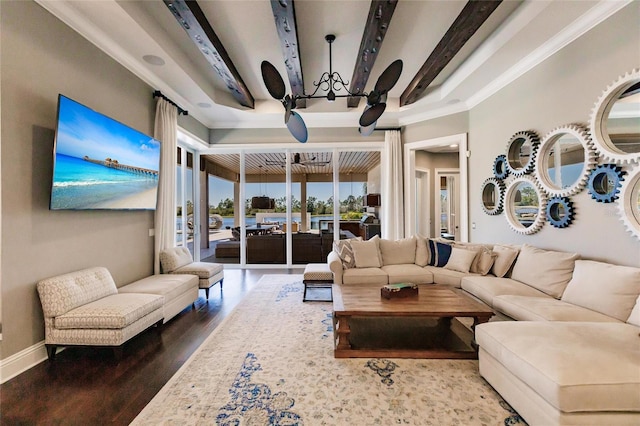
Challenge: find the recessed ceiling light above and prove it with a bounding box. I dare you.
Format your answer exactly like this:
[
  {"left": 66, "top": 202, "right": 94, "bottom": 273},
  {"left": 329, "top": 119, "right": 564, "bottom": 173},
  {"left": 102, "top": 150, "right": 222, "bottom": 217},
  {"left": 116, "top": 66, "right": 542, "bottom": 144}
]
[
  {"left": 197, "top": 102, "right": 212, "bottom": 108},
  {"left": 449, "top": 144, "right": 458, "bottom": 148},
  {"left": 143, "top": 55, "right": 165, "bottom": 66}
]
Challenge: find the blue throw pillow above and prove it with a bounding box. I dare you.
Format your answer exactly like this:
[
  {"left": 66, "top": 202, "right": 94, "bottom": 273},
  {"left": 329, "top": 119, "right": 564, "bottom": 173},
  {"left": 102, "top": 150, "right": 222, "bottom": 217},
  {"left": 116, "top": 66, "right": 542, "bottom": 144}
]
[{"left": 428, "top": 239, "right": 453, "bottom": 267}]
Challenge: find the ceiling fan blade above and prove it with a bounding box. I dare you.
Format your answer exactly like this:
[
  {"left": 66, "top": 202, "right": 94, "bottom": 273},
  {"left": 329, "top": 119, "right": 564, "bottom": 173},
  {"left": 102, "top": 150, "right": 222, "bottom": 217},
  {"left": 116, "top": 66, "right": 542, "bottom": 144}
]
[
  {"left": 374, "top": 59, "right": 403, "bottom": 94},
  {"left": 284, "top": 95, "right": 295, "bottom": 123},
  {"left": 261, "top": 61, "right": 286, "bottom": 100},
  {"left": 359, "top": 102, "right": 386, "bottom": 127},
  {"left": 286, "top": 111, "right": 308, "bottom": 143},
  {"left": 359, "top": 121, "right": 377, "bottom": 137}
]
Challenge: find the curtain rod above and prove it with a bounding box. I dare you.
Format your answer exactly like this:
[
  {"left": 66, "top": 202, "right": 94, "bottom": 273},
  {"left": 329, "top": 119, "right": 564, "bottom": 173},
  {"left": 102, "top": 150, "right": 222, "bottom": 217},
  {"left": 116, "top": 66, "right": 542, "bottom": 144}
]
[
  {"left": 372, "top": 127, "right": 401, "bottom": 131},
  {"left": 153, "top": 90, "right": 188, "bottom": 116}
]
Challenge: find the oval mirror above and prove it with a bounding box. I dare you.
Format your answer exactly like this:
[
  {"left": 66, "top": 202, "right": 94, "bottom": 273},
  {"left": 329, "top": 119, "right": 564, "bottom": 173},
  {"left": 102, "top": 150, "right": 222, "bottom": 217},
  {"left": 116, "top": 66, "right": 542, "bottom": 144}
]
[
  {"left": 481, "top": 177, "right": 505, "bottom": 215},
  {"left": 546, "top": 196, "right": 575, "bottom": 229},
  {"left": 535, "top": 124, "right": 596, "bottom": 197},
  {"left": 505, "top": 130, "right": 539, "bottom": 176},
  {"left": 590, "top": 69, "right": 640, "bottom": 165},
  {"left": 505, "top": 177, "right": 547, "bottom": 234},
  {"left": 618, "top": 164, "right": 640, "bottom": 239}
]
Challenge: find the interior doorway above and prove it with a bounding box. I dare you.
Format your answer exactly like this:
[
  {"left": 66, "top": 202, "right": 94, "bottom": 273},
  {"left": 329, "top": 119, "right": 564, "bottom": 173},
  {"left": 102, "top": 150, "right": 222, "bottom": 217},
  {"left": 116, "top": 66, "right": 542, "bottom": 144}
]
[
  {"left": 404, "top": 133, "right": 468, "bottom": 241},
  {"left": 435, "top": 170, "right": 461, "bottom": 240}
]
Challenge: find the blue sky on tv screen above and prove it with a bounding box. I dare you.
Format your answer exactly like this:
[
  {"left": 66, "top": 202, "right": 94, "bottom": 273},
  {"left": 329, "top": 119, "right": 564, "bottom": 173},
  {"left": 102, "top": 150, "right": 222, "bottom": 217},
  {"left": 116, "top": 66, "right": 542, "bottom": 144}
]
[{"left": 56, "top": 95, "right": 160, "bottom": 171}]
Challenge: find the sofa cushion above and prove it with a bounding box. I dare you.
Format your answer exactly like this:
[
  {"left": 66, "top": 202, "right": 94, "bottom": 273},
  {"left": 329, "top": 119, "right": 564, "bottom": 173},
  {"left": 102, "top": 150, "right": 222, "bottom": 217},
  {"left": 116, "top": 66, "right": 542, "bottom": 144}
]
[
  {"left": 455, "top": 243, "right": 496, "bottom": 275},
  {"left": 476, "top": 321, "right": 640, "bottom": 413},
  {"left": 510, "top": 244, "right": 580, "bottom": 299},
  {"left": 628, "top": 295, "right": 640, "bottom": 326},
  {"left": 415, "top": 237, "right": 429, "bottom": 266},
  {"left": 424, "top": 266, "right": 472, "bottom": 288},
  {"left": 490, "top": 245, "right": 520, "bottom": 278},
  {"left": 37, "top": 267, "right": 118, "bottom": 318},
  {"left": 342, "top": 267, "right": 388, "bottom": 285},
  {"left": 379, "top": 237, "right": 416, "bottom": 266},
  {"left": 427, "top": 239, "right": 453, "bottom": 267},
  {"left": 333, "top": 238, "right": 360, "bottom": 269},
  {"left": 461, "top": 275, "right": 550, "bottom": 308},
  {"left": 174, "top": 262, "right": 224, "bottom": 279},
  {"left": 443, "top": 247, "right": 477, "bottom": 273},
  {"left": 54, "top": 293, "right": 164, "bottom": 329},
  {"left": 381, "top": 264, "right": 433, "bottom": 285},
  {"left": 119, "top": 274, "right": 198, "bottom": 301},
  {"left": 561, "top": 260, "right": 640, "bottom": 322},
  {"left": 159, "top": 247, "right": 193, "bottom": 273},
  {"left": 351, "top": 237, "right": 382, "bottom": 268},
  {"left": 493, "top": 295, "right": 622, "bottom": 322}
]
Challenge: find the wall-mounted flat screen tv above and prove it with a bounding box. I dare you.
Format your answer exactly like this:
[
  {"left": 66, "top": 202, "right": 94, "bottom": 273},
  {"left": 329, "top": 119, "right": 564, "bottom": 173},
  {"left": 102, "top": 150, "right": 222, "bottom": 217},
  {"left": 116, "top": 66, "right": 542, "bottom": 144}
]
[{"left": 50, "top": 95, "right": 161, "bottom": 210}]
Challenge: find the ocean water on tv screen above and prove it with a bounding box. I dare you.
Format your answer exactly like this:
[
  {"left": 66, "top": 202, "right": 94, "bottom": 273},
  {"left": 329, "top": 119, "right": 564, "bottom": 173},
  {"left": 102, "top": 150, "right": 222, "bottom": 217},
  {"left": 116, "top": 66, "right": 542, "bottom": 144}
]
[{"left": 51, "top": 154, "right": 158, "bottom": 210}]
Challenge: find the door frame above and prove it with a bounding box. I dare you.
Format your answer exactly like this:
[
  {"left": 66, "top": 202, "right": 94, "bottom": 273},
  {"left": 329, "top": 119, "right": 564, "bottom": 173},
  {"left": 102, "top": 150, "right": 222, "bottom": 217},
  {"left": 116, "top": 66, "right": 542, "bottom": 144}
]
[
  {"left": 435, "top": 169, "right": 460, "bottom": 239},
  {"left": 414, "top": 167, "right": 430, "bottom": 237},
  {"left": 403, "top": 133, "right": 468, "bottom": 241}
]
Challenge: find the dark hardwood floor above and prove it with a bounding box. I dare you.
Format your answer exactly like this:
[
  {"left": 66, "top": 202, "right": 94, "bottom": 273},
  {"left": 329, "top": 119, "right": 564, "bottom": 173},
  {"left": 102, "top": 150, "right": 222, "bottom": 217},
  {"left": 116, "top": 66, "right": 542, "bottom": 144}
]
[{"left": 0, "top": 268, "right": 295, "bottom": 425}]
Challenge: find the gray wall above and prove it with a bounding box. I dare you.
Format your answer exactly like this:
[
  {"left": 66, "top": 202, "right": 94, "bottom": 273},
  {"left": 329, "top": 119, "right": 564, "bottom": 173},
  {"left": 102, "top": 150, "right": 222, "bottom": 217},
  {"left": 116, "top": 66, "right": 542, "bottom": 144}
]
[
  {"left": 403, "top": 112, "right": 469, "bottom": 144},
  {"left": 468, "top": 2, "right": 640, "bottom": 266},
  {"left": 0, "top": 1, "right": 158, "bottom": 358}
]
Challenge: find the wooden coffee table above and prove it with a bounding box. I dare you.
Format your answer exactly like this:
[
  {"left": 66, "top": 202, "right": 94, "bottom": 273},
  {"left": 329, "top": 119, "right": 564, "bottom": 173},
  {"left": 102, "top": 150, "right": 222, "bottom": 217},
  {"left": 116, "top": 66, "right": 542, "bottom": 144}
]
[{"left": 332, "top": 284, "right": 494, "bottom": 359}]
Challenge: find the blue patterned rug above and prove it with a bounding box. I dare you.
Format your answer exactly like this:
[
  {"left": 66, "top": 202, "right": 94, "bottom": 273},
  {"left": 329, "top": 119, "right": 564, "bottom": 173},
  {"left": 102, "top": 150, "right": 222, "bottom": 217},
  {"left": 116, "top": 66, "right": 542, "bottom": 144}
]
[{"left": 132, "top": 274, "right": 526, "bottom": 425}]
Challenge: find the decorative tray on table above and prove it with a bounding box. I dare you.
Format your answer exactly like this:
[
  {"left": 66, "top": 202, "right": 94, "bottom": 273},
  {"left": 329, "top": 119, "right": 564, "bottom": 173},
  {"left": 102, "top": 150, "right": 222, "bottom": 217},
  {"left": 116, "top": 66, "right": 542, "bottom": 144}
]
[{"left": 381, "top": 283, "right": 419, "bottom": 299}]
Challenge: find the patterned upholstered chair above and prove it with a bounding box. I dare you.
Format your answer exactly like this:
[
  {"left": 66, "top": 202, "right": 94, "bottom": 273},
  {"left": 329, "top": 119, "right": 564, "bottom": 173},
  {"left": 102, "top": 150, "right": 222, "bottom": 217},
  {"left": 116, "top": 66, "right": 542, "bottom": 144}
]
[
  {"left": 160, "top": 247, "right": 224, "bottom": 299},
  {"left": 36, "top": 267, "right": 164, "bottom": 360}
]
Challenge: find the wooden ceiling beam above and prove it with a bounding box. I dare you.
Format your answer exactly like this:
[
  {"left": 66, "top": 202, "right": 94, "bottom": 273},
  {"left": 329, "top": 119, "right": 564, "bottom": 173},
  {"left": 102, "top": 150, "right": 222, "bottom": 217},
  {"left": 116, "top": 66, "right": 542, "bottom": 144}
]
[
  {"left": 163, "top": 0, "right": 255, "bottom": 108},
  {"left": 400, "top": 0, "right": 502, "bottom": 107},
  {"left": 347, "top": 0, "right": 399, "bottom": 108},
  {"left": 269, "top": 0, "right": 306, "bottom": 108}
]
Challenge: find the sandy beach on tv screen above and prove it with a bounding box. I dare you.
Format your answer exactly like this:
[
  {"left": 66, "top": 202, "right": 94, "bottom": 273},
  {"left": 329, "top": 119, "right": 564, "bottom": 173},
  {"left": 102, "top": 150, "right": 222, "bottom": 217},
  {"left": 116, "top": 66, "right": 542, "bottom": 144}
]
[{"left": 91, "top": 188, "right": 157, "bottom": 210}]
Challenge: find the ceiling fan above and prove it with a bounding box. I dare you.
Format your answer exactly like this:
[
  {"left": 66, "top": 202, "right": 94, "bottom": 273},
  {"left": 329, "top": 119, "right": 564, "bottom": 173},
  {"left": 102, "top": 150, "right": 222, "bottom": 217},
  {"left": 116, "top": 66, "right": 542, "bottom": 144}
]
[
  {"left": 261, "top": 34, "right": 403, "bottom": 143},
  {"left": 265, "top": 153, "right": 330, "bottom": 167}
]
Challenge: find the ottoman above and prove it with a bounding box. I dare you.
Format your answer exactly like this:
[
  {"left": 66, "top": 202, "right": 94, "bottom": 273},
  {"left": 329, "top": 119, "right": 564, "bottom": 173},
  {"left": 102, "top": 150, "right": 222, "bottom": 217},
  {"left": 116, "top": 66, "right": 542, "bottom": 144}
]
[{"left": 303, "top": 263, "right": 333, "bottom": 302}]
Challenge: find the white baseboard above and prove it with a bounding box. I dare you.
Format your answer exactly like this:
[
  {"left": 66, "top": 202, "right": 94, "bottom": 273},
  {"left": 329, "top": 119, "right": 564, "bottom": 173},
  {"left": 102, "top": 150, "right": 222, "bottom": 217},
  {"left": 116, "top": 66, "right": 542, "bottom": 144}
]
[{"left": 0, "top": 340, "right": 48, "bottom": 384}]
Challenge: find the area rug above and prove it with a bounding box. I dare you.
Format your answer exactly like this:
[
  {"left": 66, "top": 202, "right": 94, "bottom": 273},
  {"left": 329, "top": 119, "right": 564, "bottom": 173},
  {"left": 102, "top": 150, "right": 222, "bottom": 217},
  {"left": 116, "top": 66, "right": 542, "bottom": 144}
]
[{"left": 132, "top": 275, "right": 525, "bottom": 425}]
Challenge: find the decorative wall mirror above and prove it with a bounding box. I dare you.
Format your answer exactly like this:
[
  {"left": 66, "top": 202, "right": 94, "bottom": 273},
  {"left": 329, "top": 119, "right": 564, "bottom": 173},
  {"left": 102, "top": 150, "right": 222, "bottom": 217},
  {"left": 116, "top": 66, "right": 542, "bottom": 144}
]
[
  {"left": 587, "top": 164, "right": 626, "bottom": 203},
  {"left": 481, "top": 177, "right": 505, "bottom": 215},
  {"left": 505, "top": 130, "right": 540, "bottom": 176},
  {"left": 618, "top": 164, "right": 640, "bottom": 239},
  {"left": 493, "top": 154, "right": 509, "bottom": 179},
  {"left": 535, "top": 124, "right": 596, "bottom": 197},
  {"left": 504, "top": 177, "right": 547, "bottom": 234},
  {"left": 546, "top": 196, "right": 574, "bottom": 229},
  {"left": 590, "top": 69, "right": 640, "bottom": 165}
]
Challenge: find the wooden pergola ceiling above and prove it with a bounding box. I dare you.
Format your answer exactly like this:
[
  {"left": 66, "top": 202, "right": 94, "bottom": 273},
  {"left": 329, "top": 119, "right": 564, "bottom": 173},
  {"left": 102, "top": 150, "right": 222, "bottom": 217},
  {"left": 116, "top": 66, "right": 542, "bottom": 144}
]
[
  {"left": 269, "top": 0, "right": 306, "bottom": 108},
  {"left": 400, "top": 0, "right": 503, "bottom": 106},
  {"left": 163, "top": 0, "right": 255, "bottom": 108},
  {"left": 164, "top": 0, "right": 504, "bottom": 111},
  {"left": 202, "top": 151, "right": 381, "bottom": 177}
]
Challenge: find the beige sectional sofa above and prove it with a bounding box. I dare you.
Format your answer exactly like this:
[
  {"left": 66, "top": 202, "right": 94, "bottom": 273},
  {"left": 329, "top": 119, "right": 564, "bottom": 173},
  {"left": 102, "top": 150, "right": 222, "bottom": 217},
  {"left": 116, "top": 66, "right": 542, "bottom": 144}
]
[{"left": 327, "top": 235, "right": 640, "bottom": 425}]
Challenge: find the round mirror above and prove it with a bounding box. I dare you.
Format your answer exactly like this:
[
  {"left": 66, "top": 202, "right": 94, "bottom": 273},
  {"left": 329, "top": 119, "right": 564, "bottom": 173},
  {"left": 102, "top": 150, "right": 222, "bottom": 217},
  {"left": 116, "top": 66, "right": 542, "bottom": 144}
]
[
  {"left": 493, "top": 154, "right": 509, "bottom": 179},
  {"left": 618, "top": 164, "right": 640, "bottom": 239},
  {"left": 587, "top": 164, "right": 626, "bottom": 203},
  {"left": 546, "top": 197, "right": 574, "bottom": 229},
  {"left": 590, "top": 69, "right": 640, "bottom": 165},
  {"left": 505, "top": 177, "right": 547, "bottom": 234},
  {"left": 506, "top": 130, "right": 539, "bottom": 176},
  {"left": 481, "top": 177, "right": 505, "bottom": 215},
  {"left": 535, "top": 124, "right": 596, "bottom": 197}
]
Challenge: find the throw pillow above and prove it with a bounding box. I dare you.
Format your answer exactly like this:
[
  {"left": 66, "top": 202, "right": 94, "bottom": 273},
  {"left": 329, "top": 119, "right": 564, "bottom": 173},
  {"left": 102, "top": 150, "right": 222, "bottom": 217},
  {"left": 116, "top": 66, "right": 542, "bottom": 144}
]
[
  {"left": 333, "top": 238, "right": 360, "bottom": 269},
  {"left": 472, "top": 247, "right": 498, "bottom": 275},
  {"left": 427, "top": 239, "right": 453, "bottom": 267},
  {"left": 350, "top": 237, "right": 382, "bottom": 268},
  {"left": 415, "top": 236, "right": 429, "bottom": 266},
  {"left": 510, "top": 244, "right": 580, "bottom": 299},
  {"left": 379, "top": 236, "right": 417, "bottom": 265},
  {"left": 627, "top": 295, "right": 640, "bottom": 327},
  {"left": 561, "top": 260, "right": 640, "bottom": 322},
  {"left": 443, "top": 247, "right": 478, "bottom": 273},
  {"left": 491, "top": 245, "right": 520, "bottom": 277}
]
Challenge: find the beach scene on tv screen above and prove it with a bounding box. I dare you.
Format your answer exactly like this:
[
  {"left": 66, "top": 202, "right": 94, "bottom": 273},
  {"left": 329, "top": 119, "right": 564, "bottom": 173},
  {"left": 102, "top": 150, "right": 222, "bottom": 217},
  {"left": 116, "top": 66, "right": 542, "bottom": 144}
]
[{"left": 51, "top": 96, "right": 161, "bottom": 210}]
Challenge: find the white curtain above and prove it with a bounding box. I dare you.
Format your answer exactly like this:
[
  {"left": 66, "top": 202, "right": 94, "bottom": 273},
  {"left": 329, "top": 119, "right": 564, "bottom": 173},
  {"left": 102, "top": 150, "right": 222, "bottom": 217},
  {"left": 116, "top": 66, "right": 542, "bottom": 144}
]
[
  {"left": 153, "top": 98, "right": 178, "bottom": 274},
  {"left": 382, "top": 130, "right": 404, "bottom": 240}
]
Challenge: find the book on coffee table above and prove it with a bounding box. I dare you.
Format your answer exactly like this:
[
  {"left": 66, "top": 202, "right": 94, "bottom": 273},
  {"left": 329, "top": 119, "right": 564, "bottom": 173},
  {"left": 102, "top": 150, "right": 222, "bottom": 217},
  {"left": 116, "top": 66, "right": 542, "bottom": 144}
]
[{"left": 381, "top": 283, "right": 418, "bottom": 299}]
